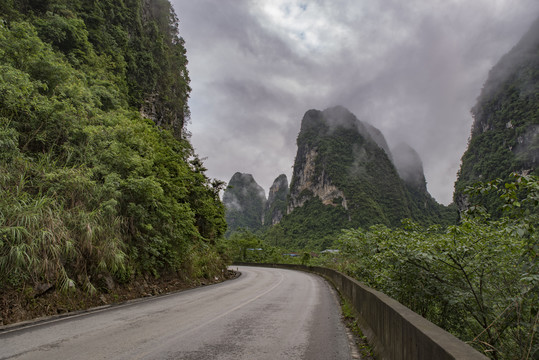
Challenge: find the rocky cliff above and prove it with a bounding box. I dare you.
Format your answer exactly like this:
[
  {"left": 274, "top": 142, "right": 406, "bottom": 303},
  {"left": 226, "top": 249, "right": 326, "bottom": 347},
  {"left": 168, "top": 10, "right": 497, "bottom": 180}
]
[
  {"left": 287, "top": 107, "right": 411, "bottom": 232},
  {"left": 223, "top": 172, "right": 267, "bottom": 234},
  {"left": 277, "top": 106, "right": 455, "bottom": 248},
  {"left": 454, "top": 16, "right": 539, "bottom": 212},
  {"left": 224, "top": 106, "right": 456, "bottom": 245}
]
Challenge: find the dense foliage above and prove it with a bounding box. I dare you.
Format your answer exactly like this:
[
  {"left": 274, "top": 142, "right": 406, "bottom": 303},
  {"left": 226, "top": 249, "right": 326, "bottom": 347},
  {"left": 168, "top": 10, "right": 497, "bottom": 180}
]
[
  {"left": 276, "top": 197, "right": 350, "bottom": 250},
  {"left": 225, "top": 229, "right": 286, "bottom": 264},
  {"left": 455, "top": 16, "right": 539, "bottom": 214},
  {"left": 0, "top": 1, "right": 227, "bottom": 294},
  {"left": 334, "top": 174, "right": 538, "bottom": 359}
]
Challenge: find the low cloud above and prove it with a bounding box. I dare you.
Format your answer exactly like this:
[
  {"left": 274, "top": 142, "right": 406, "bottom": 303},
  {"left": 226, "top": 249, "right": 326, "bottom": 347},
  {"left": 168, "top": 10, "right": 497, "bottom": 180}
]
[{"left": 173, "top": 0, "right": 539, "bottom": 204}]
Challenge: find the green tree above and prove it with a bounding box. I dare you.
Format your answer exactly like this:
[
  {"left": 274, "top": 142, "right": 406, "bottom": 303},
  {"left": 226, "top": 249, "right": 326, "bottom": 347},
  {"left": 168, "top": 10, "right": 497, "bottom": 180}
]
[
  {"left": 336, "top": 175, "right": 539, "bottom": 358},
  {"left": 0, "top": 1, "right": 227, "bottom": 301}
]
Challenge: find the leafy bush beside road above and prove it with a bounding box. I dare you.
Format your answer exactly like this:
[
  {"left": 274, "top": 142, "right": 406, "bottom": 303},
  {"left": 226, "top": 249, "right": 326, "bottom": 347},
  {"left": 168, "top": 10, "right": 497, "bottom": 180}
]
[{"left": 334, "top": 174, "right": 538, "bottom": 359}]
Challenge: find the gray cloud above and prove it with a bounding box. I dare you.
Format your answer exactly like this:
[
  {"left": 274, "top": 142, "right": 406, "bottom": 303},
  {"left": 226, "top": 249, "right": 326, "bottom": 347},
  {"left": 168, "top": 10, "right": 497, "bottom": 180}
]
[{"left": 172, "top": 0, "right": 539, "bottom": 204}]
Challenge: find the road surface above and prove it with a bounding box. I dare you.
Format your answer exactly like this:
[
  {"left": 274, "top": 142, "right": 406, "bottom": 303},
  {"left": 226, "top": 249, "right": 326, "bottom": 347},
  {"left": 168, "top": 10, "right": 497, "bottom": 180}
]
[{"left": 0, "top": 266, "right": 353, "bottom": 359}]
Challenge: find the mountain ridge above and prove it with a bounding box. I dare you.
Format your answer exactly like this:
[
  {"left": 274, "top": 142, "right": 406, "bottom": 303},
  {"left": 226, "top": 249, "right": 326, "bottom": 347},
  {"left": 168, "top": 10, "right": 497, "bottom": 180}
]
[{"left": 224, "top": 106, "right": 455, "bottom": 247}]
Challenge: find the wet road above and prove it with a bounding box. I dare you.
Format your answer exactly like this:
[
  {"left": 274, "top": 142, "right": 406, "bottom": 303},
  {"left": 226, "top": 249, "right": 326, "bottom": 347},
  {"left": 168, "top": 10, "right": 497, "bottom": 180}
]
[{"left": 0, "top": 266, "right": 353, "bottom": 359}]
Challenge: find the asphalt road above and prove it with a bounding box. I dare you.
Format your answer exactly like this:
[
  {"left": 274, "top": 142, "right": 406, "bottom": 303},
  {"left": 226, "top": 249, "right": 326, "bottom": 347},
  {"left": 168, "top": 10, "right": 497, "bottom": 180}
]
[{"left": 0, "top": 266, "right": 353, "bottom": 360}]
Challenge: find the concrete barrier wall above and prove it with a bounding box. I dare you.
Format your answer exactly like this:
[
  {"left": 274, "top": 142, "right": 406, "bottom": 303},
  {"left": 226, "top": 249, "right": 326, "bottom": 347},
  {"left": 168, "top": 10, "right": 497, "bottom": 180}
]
[{"left": 235, "top": 263, "right": 487, "bottom": 360}]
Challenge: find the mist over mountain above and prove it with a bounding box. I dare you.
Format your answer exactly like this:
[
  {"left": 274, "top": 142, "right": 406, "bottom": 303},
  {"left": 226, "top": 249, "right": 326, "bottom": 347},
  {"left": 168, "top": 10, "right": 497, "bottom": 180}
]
[
  {"left": 220, "top": 10, "right": 538, "bottom": 247},
  {"left": 219, "top": 14, "right": 539, "bottom": 248},
  {"left": 264, "top": 174, "right": 289, "bottom": 226},
  {"left": 287, "top": 106, "right": 408, "bottom": 221},
  {"left": 224, "top": 106, "right": 455, "bottom": 248},
  {"left": 223, "top": 172, "right": 267, "bottom": 235},
  {"left": 392, "top": 143, "right": 427, "bottom": 192},
  {"left": 455, "top": 16, "right": 539, "bottom": 212},
  {"left": 282, "top": 106, "right": 456, "bottom": 247}
]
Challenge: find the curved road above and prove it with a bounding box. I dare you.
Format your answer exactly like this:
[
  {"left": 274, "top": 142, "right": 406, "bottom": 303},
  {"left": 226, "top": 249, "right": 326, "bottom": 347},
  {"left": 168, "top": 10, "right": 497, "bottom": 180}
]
[{"left": 0, "top": 266, "right": 353, "bottom": 359}]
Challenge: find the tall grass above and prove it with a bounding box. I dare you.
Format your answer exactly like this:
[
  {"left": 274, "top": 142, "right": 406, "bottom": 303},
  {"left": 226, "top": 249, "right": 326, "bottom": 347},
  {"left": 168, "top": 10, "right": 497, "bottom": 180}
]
[{"left": 0, "top": 157, "right": 127, "bottom": 292}]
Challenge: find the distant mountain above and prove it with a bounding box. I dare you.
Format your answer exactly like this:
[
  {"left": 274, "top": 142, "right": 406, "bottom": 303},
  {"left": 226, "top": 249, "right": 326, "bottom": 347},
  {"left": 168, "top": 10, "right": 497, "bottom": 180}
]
[
  {"left": 224, "top": 107, "right": 456, "bottom": 247},
  {"left": 223, "top": 172, "right": 267, "bottom": 235},
  {"left": 264, "top": 174, "right": 289, "bottom": 226},
  {"left": 278, "top": 106, "right": 452, "bottom": 248},
  {"left": 392, "top": 143, "right": 426, "bottom": 192},
  {"left": 392, "top": 143, "right": 456, "bottom": 224},
  {"left": 454, "top": 16, "right": 539, "bottom": 212},
  {"left": 287, "top": 106, "right": 409, "bottom": 223}
]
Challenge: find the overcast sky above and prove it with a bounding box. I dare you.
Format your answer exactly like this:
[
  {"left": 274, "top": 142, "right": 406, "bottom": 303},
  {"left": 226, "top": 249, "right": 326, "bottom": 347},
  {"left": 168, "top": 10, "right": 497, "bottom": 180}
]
[{"left": 171, "top": 0, "right": 538, "bottom": 205}]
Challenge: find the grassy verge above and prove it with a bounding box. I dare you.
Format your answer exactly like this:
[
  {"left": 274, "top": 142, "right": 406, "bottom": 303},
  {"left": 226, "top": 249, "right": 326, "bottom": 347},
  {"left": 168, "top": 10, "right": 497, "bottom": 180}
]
[
  {"left": 0, "top": 270, "right": 237, "bottom": 326},
  {"left": 340, "top": 295, "right": 376, "bottom": 359}
]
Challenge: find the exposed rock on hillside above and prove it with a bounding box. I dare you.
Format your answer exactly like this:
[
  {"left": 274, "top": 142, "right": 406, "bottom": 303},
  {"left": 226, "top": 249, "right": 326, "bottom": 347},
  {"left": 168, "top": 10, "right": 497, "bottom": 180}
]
[
  {"left": 287, "top": 147, "right": 348, "bottom": 213},
  {"left": 224, "top": 106, "right": 456, "bottom": 245},
  {"left": 275, "top": 106, "right": 456, "bottom": 248},
  {"left": 288, "top": 106, "right": 410, "bottom": 231}
]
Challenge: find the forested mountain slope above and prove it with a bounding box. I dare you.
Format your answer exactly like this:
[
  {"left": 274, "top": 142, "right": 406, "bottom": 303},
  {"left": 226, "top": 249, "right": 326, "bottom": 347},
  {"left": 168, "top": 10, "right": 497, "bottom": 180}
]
[
  {"left": 454, "top": 16, "right": 539, "bottom": 212},
  {"left": 0, "top": 0, "right": 227, "bottom": 309},
  {"left": 275, "top": 106, "right": 453, "bottom": 249}
]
